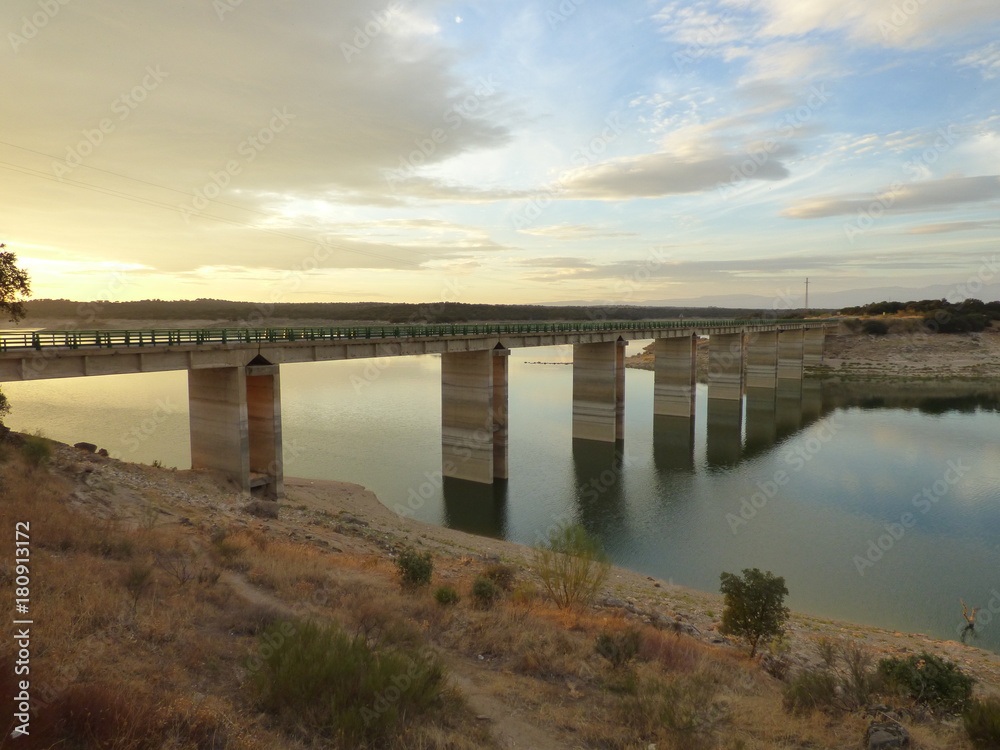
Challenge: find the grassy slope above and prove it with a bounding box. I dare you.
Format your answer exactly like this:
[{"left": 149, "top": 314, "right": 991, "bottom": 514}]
[{"left": 0, "top": 434, "right": 991, "bottom": 749}]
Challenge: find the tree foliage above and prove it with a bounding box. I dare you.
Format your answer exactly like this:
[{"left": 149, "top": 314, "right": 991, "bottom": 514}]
[
  {"left": 0, "top": 244, "right": 31, "bottom": 323},
  {"left": 719, "top": 567, "right": 789, "bottom": 658}
]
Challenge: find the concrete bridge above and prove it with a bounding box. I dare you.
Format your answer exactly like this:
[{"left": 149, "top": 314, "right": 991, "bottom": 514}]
[{"left": 0, "top": 319, "right": 831, "bottom": 497}]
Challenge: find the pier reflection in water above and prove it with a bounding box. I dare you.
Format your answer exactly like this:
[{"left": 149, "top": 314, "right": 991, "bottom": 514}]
[{"left": 6, "top": 350, "right": 1000, "bottom": 651}]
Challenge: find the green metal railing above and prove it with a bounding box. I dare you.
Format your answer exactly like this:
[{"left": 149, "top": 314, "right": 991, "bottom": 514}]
[{"left": 0, "top": 319, "right": 826, "bottom": 353}]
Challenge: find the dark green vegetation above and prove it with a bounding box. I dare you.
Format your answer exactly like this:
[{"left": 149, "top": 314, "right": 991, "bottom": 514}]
[
  {"left": 964, "top": 696, "right": 1000, "bottom": 747},
  {"left": 21, "top": 297, "right": 822, "bottom": 326},
  {"left": 841, "top": 298, "right": 1000, "bottom": 333},
  {"left": 248, "top": 619, "right": 446, "bottom": 746},
  {"left": 877, "top": 652, "right": 976, "bottom": 711},
  {"left": 393, "top": 546, "right": 434, "bottom": 590},
  {"left": 718, "top": 568, "right": 790, "bottom": 658},
  {"left": 0, "top": 243, "right": 31, "bottom": 323}
]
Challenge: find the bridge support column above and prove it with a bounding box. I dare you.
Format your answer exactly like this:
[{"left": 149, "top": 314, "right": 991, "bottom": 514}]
[
  {"left": 745, "top": 331, "right": 778, "bottom": 390},
  {"left": 804, "top": 327, "right": 826, "bottom": 367},
  {"left": 188, "top": 364, "right": 283, "bottom": 498},
  {"left": 247, "top": 364, "right": 283, "bottom": 499},
  {"left": 707, "top": 333, "right": 744, "bottom": 401},
  {"left": 653, "top": 335, "right": 696, "bottom": 417},
  {"left": 778, "top": 329, "right": 805, "bottom": 380},
  {"left": 573, "top": 340, "right": 625, "bottom": 442},
  {"left": 442, "top": 349, "right": 508, "bottom": 484}
]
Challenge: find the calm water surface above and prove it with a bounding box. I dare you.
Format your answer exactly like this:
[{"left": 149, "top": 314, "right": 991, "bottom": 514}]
[{"left": 5, "top": 341, "right": 1000, "bottom": 651}]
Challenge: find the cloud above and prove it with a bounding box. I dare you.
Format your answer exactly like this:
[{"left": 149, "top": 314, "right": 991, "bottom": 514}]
[
  {"left": 755, "top": 0, "right": 1000, "bottom": 48},
  {"left": 904, "top": 219, "right": 1000, "bottom": 234},
  {"left": 958, "top": 41, "right": 1000, "bottom": 79},
  {"left": 517, "top": 224, "right": 638, "bottom": 240},
  {"left": 557, "top": 146, "right": 796, "bottom": 200},
  {"left": 782, "top": 176, "right": 1000, "bottom": 218}
]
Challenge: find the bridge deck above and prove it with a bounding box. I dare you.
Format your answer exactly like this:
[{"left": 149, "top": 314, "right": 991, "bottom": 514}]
[{"left": 0, "top": 319, "right": 831, "bottom": 382}]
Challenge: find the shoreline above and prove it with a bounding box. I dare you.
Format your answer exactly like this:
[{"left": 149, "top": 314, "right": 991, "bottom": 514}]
[{"left": 278, "top": 473, "right": 1000, "bottom": 688}]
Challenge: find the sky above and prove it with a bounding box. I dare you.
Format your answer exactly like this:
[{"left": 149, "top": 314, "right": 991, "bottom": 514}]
[{"left": 2, "top": 0, "right": 1000, "bottom": 309}]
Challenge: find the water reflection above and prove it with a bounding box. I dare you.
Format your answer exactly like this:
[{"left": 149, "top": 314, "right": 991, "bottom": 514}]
[
  {"left": 706, "top": 398, "right": 742, "bottom": 468},
  {"left": 442, "top": 477, "right": 508, "bottom": 538},
  {"left": 820, "top": 381, "right": 1000, "bottom": 415},
  {"left": 571, "top": 438, "right": 628, "bottom": 540},
  {"left": 744, "top": 387, "right": 777, "bottom": 457},
  {"left": 653, "top": 415, "right": 695, "bottom": 472}
]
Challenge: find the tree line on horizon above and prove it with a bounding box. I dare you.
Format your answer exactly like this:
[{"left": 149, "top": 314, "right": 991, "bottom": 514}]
[
  {"left": 840, "top": 298, "right": 1000, "bottom": 333},
  {"left": 19, "top": 298, "right": 824, "bottom": 326}
]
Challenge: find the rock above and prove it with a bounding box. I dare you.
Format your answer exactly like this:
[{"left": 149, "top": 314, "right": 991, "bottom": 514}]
[
  {"left": 244, "top": 500, "right": 279, "bottom": 519},
  {"left": 599, "top": 596, "right": 627, "bottom": 609},
  {"left": 74, "top": 442, "right": 97, "bottom": 453},
  {"left": 866, "top": 720, "right": 909, "bottom": 749},
  {"left": 97, "top": 448, "right": 109, "bottom": 457}
]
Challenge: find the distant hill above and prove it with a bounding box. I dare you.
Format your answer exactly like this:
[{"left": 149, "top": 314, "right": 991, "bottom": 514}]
[{"left": 18, "top": 298, "right": 831, "bottom": 327}]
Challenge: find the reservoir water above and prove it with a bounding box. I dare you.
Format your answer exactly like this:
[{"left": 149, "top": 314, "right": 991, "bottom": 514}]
[{"left": 4, "top": 341, "right": 1000, "bottom": 651}]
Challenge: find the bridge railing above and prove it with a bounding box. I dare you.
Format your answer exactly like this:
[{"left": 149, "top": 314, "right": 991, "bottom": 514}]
[{"left": 0, "top": 319, "right": 828, "bottom": 352}]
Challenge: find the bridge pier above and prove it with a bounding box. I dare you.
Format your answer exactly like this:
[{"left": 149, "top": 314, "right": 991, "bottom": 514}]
[
  {"left": 653, "top": 335, "right": 696, "bottom": 417},
  {"left": 745, "top": 331, "right": 778, "bottom": 390},
  {"left": 778, "top": 329, "right": 805, "bottom": 381},
  {"left": 804, "top": 327, "right": 826, "bottom": 367},
  {"left": 707, "top": 333, "right": 744, "bottom": 401},
  {"left": 572, "top": 340, "right": 626, "bottom": 442},
  {"left": 188, "top": 363, "right": 283, "bottom": 498},
  {"left": 441, "top": 349, "right": 509, "bottom": 484}
]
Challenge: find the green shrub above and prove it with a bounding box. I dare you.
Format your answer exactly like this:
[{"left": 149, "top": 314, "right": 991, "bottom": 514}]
[
  {"left": 482, "top": 563, "right": 517, "bottom": 591},
  {"left": 783, "top": 668, "right": 839, "bottom": 714},
  {"left": 471, "top": 576, "right": 500, "bottom": 609},
  {"left": 877, "top": 652, "right": 974, "bottom": 712},
  {"left": 394, "top": 547, "right": 433, "bottom": 590},
  {"left": 718, "top": 568, "right": 789, "bottom": 658},
  {"left": 622, "top": 672, "right": 726, "bottom": 738},
  {"left": 532, "top": 523, "right": 610, "bottom": 608},
  {"left": 964, "top": 697, "right": 1000, "bottom": 747},
  {"left": 248, "top": 619, "right": 445, "bottom": 745},
  {"left": 434, "top": 586, "right": 460, "bottom": 606},
  {"left": 22, "top": 432, "right": 52, "bottom": 468},
  {"left": 595, "top": 628, "right": 641, "bottom": 669}
]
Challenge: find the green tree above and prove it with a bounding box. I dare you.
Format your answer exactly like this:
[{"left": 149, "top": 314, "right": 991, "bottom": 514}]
[
  {"left": 532, "top": 523, "right": 610, "bottom": 608},
  {"left": 0, "top": 244, "right": 31, "bottom": 323},
  {"left": 719, "top": 567, "right": 789, "bottom": 658},
  {"left": 0, "top": 244, "right": 31, "bottom": 427}
]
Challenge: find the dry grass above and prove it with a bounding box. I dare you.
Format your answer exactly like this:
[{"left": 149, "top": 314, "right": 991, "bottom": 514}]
[{"left": 0, "top": 439, "right": 991, "bottom": 750}]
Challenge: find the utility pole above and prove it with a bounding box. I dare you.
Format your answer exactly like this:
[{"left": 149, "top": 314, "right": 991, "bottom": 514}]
[{"left": 804, "top": 277, "right": 810, "bottom": 315}]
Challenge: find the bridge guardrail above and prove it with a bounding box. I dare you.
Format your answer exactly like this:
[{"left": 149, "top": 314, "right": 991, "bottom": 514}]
[{"left": 0, "top": 319, "right": 831, "bottom": 352}]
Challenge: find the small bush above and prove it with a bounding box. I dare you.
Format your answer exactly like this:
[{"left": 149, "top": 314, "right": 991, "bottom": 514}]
[
  {"left": 532, "top": 523, "right": 610, "bottom": 609},
  {"left": 394, "top": 547, "right": 433, "bottom": 589},
  {"left": 877, "top": 652, "right": 975, "bottom": 712},
  {"left": 482, "top": 563, "right": 517, "bottom": 591},
  {"left": 248, "top": 619, "right": 445, "bottom": 745},
  {"left": 965, "top": 697, "right": 1000, "bottom": 747},
  {"left": 623, "top": 671, "right": 726, "bottom": 740},
  {"left": 595, "top": 628, "right": 641, "bottom": 669},
  {"left": 783, "top": 668, "right": 839, "bottom": 714},
  {"left": 472, "top": 576, "right": 500, "bottom": 609},
  {"left": 434, "top": 586, "right": 460, "bottom": 606},
  {"left": 862, "top": 319, "right": 889, "bottom": 336},
  {"left": 21, "top": 432, "right": 52, "bottom": 468}
]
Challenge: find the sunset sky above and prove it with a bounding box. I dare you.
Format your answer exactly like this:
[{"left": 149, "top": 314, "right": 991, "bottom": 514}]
[{"left": 3, "top": 0, "right": 999, "bottom": 308}]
